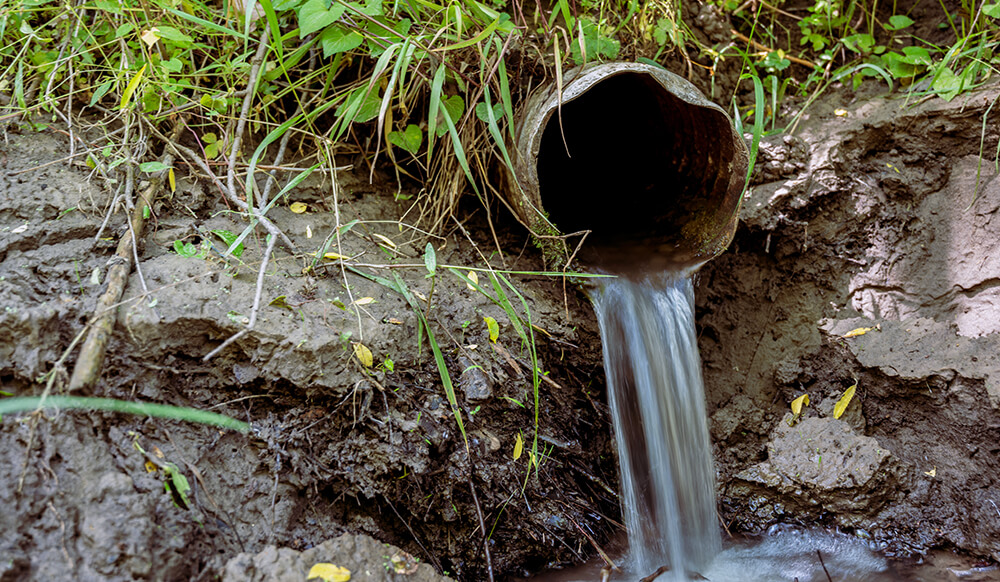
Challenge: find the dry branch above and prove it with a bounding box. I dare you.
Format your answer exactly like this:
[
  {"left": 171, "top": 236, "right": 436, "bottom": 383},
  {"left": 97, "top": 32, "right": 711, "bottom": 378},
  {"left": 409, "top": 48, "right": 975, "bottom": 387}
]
[{"left": 68, "top": 119, "right": 185, "bottom": 392}]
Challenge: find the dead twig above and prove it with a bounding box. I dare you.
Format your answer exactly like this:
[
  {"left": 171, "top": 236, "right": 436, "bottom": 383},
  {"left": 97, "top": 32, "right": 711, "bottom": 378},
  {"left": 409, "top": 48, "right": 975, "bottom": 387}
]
[
  {"left": 468, "top": 477, "right": 495, "bottom": 582},
  {"left": 68, "top": 118, "right": 185, "bottom": 392},
  {"left": 202, "top": 232, "right": 277, "bottom": 361},
  {"left": 817, "top": 549, "right": 833, "bottom": 582}
]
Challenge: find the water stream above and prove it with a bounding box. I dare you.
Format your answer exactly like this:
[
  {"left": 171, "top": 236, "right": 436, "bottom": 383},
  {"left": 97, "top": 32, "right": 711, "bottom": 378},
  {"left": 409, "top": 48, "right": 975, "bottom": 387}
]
[
  {"left": 591, "top": 273, "right": 718, "bottom": 578},
  {"left": 588, "top": 272, "right": 898, "bottom": 582}
]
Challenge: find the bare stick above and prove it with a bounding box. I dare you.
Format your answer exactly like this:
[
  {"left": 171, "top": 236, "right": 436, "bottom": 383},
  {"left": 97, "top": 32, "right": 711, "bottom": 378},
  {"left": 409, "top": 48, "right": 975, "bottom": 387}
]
[
  {"left": 817, "top": 549, "right": 833, "bottom": 582},
  {"left": 468, "top": 477, "right": 495, "bottom": 582},
  {"left": 227, "top": 29, "right": 270, "bottom": 208},
  {"left": 202, "top": 232, "right": 277, "bottom": 361},
  {"left": 68, "top": 119, "right": 185, "bottom": 392}
]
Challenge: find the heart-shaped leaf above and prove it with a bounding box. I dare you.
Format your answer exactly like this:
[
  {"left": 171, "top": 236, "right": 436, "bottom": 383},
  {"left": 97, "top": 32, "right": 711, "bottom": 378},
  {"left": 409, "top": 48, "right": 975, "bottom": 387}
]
[
  {"left": 298, "top": 0, "right": 345, "bottom": 37},
  {"left": 320, "top": 24, "right": 363, "bottom": 56},
  {"left": 388, "top": 124, "right": 422, "bottom": 154}
]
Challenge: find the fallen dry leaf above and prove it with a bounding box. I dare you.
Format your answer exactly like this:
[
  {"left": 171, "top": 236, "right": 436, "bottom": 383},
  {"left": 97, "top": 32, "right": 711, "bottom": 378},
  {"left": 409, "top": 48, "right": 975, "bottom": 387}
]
[{"left": 306, "top": 563, "right": 351, "bottom": 582}]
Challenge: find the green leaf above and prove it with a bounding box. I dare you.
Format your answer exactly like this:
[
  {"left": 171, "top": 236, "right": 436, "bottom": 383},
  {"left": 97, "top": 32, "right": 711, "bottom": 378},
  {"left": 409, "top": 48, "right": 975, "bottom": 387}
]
[
  {"left": 139, "top": 161, "right": 170, "bottom": 173},
  {"left": 475, "top": 102, "right": 503, "bottom": 124},
  {"left": 426, "top": 64, "right": 446, "bottom": 164},
  {"left": 931, "top": 66, "right": 964, "bottom": 101},
  {"left": 154, "top": 25, "right": 194, "bottom": 46},
  {"left": 297, "top": 0, "right": 346, "bottom": 37},
  {"left": 211, "top": 229, "right": 244, "bottom": 257},
  {"left": 349, "top": 0, "right": 382, "bottom": 16},
  {"left": 985, "top": 3, "right": 1000, "bottom": 17},
  {"left": 335, "top": 85, "right": 382, "bottom": 124},
  {"left": 484, "top": 316, "right": 499, "bottom": 343},
  {"left": 0, "top": 396, "right": 248, "bottom": 432},
  {"left": 319, "top": 24, "right": 363, "bottom": 56},
  {"left": 388, "top": 124, "right": 422, "bottom": 154},
  {"left": 119, "top": 64, "right": 146, "bottom": 110},
  {"left": 162, "top": 462, "right": 192, "bottom": 509},
  {"left": 885, "top": 14, "right": 914, "bottom": 31},
  {"left": 436, "top": 95, "right": 465, "bottom": 138},
  {"left": 161, "top": 58, "right": 184, "bottom": 73},
  {"left": 173, "top": 240, "right": 199, "bottom": 258},
  {"left": 89, "top": 80, "right": 113, "bottom": 107},
  {"left": 423, "top": 242, "right": 436, "bottom": 276},
  {"left": 570, "top": 18, "right": 620, "bottom": 65}
]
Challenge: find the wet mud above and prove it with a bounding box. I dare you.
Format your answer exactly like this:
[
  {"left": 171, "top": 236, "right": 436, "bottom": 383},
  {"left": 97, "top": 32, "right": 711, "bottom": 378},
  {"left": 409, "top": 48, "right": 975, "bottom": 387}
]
[{"left": 3, "top": 78, "right": 1000, "bottom": 580}]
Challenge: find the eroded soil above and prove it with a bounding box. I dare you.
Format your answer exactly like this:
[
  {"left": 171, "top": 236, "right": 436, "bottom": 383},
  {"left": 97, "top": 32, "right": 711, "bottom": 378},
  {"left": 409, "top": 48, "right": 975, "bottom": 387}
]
[{"left": 2, "top": 77, "right": 1000, "bottom": 582}]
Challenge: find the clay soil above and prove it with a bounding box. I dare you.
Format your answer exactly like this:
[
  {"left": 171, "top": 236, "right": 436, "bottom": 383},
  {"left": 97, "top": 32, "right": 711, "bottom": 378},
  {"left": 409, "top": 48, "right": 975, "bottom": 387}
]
[{"left": 4, "top": 77, "right": 1000, "bottom": 582}]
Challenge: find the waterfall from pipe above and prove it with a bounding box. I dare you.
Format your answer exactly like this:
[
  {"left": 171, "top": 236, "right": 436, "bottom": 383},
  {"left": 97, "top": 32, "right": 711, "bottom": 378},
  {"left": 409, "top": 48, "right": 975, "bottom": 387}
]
[{"left": 592, "top": 273, "right": 719, "bottom": 579}]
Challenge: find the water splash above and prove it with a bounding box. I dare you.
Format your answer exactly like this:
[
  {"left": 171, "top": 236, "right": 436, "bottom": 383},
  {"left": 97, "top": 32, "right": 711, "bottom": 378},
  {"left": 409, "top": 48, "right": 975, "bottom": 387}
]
[{"left": 591, "top": 273, "right": 719, "bottom": 578}]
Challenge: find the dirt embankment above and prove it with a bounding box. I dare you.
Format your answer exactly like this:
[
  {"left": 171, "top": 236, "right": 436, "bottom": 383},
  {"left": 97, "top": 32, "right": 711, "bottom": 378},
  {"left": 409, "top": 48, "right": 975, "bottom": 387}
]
[
  {"left": 699, "top": 81, "right": 1000, "bottom": 561},
  {"left": 2, "top": 78, "right": 1000, "bottom": 581},
  {"left": 1, "top": 128, "right": 618, "bottom": 581}
]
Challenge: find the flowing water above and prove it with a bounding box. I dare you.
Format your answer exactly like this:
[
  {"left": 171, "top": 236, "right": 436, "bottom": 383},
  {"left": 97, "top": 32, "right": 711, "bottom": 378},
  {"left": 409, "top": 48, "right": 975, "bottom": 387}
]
[{"left": 591, "top": 273, "right": 719, "bottom": 578}]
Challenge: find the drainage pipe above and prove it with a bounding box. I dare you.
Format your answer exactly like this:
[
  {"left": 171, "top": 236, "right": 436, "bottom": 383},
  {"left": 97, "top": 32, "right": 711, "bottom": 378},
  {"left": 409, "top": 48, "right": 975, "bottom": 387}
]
[{"left": 507, "top": 62, "right": 749, "bottom": 272}]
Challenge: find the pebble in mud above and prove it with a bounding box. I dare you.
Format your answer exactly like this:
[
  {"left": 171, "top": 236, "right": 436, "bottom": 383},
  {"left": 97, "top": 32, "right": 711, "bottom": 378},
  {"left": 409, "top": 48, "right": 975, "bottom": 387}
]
[{"left": 458, "top": 355, "right": 493, "bottom": 402}]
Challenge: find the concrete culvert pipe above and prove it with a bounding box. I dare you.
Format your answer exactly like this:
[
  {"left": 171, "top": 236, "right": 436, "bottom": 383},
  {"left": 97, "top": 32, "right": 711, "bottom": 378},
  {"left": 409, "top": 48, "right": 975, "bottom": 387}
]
[{"left": 508, "top": 62, "right": 749, "bottom": 272}]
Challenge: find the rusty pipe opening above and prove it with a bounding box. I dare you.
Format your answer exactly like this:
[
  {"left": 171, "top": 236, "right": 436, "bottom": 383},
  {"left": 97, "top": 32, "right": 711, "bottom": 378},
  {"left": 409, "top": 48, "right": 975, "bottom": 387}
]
[{"left": 510, "top": 64, "right": 748, "bottom": 272}]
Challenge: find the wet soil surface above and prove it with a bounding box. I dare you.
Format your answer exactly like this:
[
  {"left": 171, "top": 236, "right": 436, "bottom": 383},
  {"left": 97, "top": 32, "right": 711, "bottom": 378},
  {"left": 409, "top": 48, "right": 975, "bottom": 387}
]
[{"left": 3, "top": 78, "right": 1000, "bottom": 581}]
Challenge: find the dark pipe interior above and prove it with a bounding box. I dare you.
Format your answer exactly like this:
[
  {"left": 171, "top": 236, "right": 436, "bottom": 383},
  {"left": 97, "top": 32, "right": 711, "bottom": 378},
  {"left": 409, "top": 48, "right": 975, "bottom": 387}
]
[{"left": 536, "top": 72, "right": 736, "bottom": 270}]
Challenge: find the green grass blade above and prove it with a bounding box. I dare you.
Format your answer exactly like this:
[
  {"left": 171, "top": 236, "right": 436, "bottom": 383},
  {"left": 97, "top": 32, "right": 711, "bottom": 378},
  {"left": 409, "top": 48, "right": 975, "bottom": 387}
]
[
  {"left": 495, "top": 36, "right": 516, "bottom": 142},
  {"left": 426, "top": 63, "right": 446, "bottom": 166},
  {"left": 434, "top": 15, "right": 500, "bottom": 51},
  {"left": 166, "top": 7, "right": 250, "bottom": 40},
  {"left": 739, "top": 72, "right": 764, "bottom": 196},
  {"left": 391, "top": 271, "right": 468, "bottom": 450},
  {"left": 481, "top": 86, "right": 518, "bottom": 186},
  {"left": 258, "top": 0, "right": 283, "bottom": 62},
  {"left": 440, "top": 95, "right": 481, "bottom": 196},
  {"left": 0, "top": 396, "right": 249, "bottom": 432}
]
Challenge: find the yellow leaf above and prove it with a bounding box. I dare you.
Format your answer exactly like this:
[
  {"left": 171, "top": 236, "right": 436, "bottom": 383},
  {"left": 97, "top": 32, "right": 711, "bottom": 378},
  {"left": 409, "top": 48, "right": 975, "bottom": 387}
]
[
  {"left": 323, "top": 252, "right": 350, "bottom": 261},
  {"left": 513, "top": 432, "right": 523, "bottom": 460},
  {"left": 120, "top": 64, "right": 147, "bottom": 110},
  {"left": 924, "top": 467, "right": 936, "bottom": 478},
  {"left": 842, "top": 326, "right": 874, "bottom": 338},
  {"left": 353, "top": 343, "right": 373, "bottom": 368},
  {"left": 834, "top": 108, "right": 848, "bottom": 117},
  {"left": 466, "top": 271, "right": 479, "bottom": 291},
  {"left": 484, "top": 316, "right": 499, "bottom": 343},
  {"left": 140, "top": 28, "right": 160, "bottom": 47},
  {"left": 372, "top": 233, "right": 396, "bottom": 249},
  {"left": 353, "top": 297, "right": 374, "bottom": 305},
  {"left": 413, "top": 290, "right": 428, "bottom": 302},
  {"left": 168, "top": 168, "right": 176, "bottom": 193},
  {"left": 790, "top": 393, "right": 810, "bottom": 415},
  {"left": 289, "top": 202, "right": 308, "bottom": 214},
  {"left": 307, "top": 563, "right": 351, "bottom": 582},
  {"left": 834, "top": 381, "right": 857, "bottom": 419}
]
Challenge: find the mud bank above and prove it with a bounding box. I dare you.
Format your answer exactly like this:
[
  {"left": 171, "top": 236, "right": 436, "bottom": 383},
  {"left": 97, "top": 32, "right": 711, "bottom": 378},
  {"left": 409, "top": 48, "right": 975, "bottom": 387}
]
[
  {"left": 699, "top": 81, "right": 1000, "bottom": 562},
  {"left": 2, "top": 79, "right": 1000, "bottom": 580},
  {"left": 1, "top": 128, "right": 617, "bottom": 580}
]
